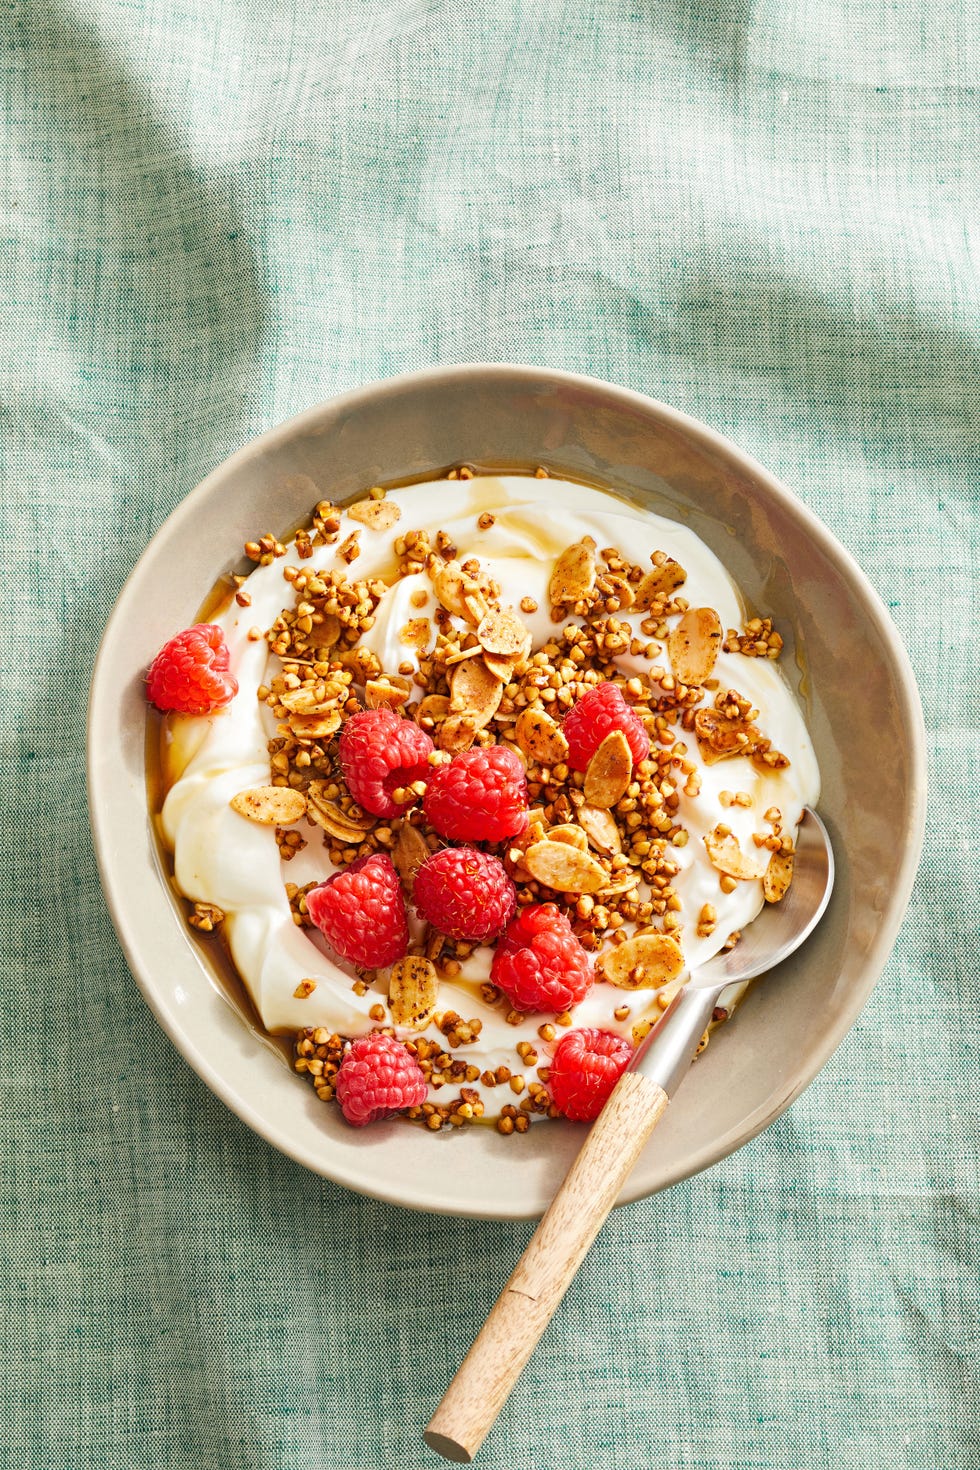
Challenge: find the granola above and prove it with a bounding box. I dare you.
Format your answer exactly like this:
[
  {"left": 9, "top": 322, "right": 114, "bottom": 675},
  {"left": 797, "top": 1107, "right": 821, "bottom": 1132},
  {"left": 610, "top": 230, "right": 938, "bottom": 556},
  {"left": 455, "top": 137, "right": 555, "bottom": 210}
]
[{"left": 155, "top": 471, "right": 821, "bottom": 1130}]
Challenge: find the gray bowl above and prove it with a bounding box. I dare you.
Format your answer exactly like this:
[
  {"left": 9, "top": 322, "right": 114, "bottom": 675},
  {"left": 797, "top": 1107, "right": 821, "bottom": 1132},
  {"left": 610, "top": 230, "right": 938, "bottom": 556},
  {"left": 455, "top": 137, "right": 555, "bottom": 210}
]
[{"left": 88, "top": 365, "right": 927, "bottom": 1218}]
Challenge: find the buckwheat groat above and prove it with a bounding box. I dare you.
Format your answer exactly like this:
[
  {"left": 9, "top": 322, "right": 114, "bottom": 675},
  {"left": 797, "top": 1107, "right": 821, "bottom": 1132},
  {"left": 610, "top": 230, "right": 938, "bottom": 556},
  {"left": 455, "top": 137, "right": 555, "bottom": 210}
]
[{"left": 153, "top": 472, "right": 820, "bottom": 1129}]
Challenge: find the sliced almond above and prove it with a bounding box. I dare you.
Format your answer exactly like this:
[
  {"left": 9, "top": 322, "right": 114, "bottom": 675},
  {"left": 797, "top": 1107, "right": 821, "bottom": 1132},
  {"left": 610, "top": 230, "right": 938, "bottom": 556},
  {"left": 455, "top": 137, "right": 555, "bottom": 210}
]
[
  {"left": 763, "top": 849, "right": 794, "bottom": 903},
  {"left": 546, "top": 824, "right": 590, "bottom": 852},
  {"left": 598, "top": 870, "right": 641, "bottom": 897},
  {"left": 387, "top": 955, "right": 439, "bottom": 1028},
  {"left": 599, "top": 572, "right": 635, "bottom": 609},
  {"left": 524, "top": 840, "right": 608, "bottom": 894},
  {"left": 431, "top": 560, "right": 470, "bottom": 618},
  {"left": 287, "top": 709, "right": 343, "bottom": 740},
  {"left": 633, "top": 557, "right": 687, "bottom": 610},
  {"left": 449, "top": 657, "right": 503, "bottom": 727},
  {"left": 346, "top": 497, "right": 401, "bottom": 532},
  {"left": 577, "top": 804, "right": 622, "bottom": 855},
  {"left": 391, "top": 822, "right": 431, "bottom": 893},
  {"left": 583, "top": 730, "right": 633, "bottom": 808},
  {"left": 415, "top": 694, "right": 452, "bottom": 730},
  {"left": 515, "top": 707, "right": 569, "bottom": 766},
  {"left": 306, "top": 780, "right": 376, "bottom": 837},
  {"left": 399, "top": 618, "right": 431, "bottom": 651},
  {"left": 549, "top": 540, "right": 596, "bottom": 605},
  {"left": 477, "top": 607, "right": 528, "bottom": 657},
  {"left": 437, "top": 713, "right": 479, "bottom": 754},
  {"left": 667, "top": 607, "right": 723, "bottom": 686},
  {"left": 693, "top": 705, "right": 758, "bottom": 764},
  {"left": 704, "top": 825, "right": 764, "bottom": 881},
  {"left": 482, "top": 650, "right": 517, "bottom": 682},
  {"left": 597, "top": 933, "right": 684, "bottom": 989},
  {"left": 463, "top": 588, "right": 491, "bottom": 626},
  {"left": 230, "top": 786, "right": 307, "bottom": 826},
  {"left": 278, "top": 686, "right": 341, "bottom": 715},
  {"left": 307, "top": 613, "right": 341, "bottom": 649},
  {"left": 444, "top": 644, "right": 485, "bottom": 667},
  {"left": 365, "top": 678, "right": 411, "bottom": 711}
]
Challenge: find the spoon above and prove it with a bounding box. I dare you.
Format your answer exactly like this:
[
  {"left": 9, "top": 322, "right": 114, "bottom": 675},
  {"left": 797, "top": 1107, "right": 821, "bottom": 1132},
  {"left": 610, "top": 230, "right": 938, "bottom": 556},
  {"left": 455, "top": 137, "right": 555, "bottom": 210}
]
[{"left": 425, "top": 807, "right": 834, "bottom": 1464}]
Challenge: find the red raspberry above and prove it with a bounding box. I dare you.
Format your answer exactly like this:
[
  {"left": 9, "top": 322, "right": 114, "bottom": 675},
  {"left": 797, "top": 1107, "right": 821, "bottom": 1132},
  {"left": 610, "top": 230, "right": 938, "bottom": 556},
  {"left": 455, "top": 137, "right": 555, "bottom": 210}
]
[
  {"left": 334, "top": 1032, "right": 428, "bottom": 1127},
  {"left": 423, "top": 745, "right": 529, "bottom": 843},
  {"left": 490, "top": 904, "right": 595, "bottom": 1013},
  {"left": 413, "top": 847, "right": 516, "bottom": 943},
  {"left": 338, "top": 708, "right": 434, "bottom": 818},
  {"left": 306, "top": 854, "right": 409, "bottom": 969},
  {"left": 562, "top": 682, "right": 649, "bottom": 771},
  {"left": 146, "top": 623, "right": 238, "bottom": 714},
  {"left": 548, "top": 1028, "right": 633, "bottom": 1121}
]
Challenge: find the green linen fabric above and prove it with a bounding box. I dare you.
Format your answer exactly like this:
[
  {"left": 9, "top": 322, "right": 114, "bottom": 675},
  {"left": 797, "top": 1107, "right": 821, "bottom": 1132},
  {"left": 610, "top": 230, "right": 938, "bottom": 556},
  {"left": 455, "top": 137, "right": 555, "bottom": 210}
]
[{"left": 1, "top": 1, "right": 976, "bottom": 1467}]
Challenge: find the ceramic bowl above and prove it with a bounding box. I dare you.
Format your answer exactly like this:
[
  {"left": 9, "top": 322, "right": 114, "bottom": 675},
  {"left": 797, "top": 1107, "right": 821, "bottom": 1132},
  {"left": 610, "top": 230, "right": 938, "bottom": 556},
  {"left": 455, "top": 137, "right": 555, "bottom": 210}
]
[{"left": 88, "top": 365, "right": 926, "bottom": 1218}]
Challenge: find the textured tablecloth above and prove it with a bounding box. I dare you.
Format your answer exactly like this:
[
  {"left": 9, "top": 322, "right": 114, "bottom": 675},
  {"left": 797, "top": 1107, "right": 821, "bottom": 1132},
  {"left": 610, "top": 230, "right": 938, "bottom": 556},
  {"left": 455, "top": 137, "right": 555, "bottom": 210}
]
[{"left": 2, "top": 1, "right": 977, "bottom": 1466}]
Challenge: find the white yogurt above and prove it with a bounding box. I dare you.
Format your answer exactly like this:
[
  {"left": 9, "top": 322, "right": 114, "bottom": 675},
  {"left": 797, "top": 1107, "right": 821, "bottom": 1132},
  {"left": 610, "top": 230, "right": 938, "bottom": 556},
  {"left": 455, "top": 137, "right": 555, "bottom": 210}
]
[{"left": 159, "top": 476, "right": 820, "bottom": 1094}]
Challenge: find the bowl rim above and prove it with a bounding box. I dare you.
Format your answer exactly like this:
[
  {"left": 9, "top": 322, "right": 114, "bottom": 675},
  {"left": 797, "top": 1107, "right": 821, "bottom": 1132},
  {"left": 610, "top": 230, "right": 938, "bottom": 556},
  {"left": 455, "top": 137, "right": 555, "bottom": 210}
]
[{"left": 88, "top": 362, "right": 928, "bottom": 1216}]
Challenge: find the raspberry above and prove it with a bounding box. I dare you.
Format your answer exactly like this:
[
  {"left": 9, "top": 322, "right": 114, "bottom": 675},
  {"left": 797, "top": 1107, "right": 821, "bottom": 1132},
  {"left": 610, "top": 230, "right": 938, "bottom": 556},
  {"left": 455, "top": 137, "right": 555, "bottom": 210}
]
[
  {"left": 548, "top": 1028, "right": 633, "bottom": 1121},
  {"left": 423, "top": 745, "right": 529, "bottom": 843},
  {"left": 306, "top": 854, "right": 409, "bottom": 969},
  {"left": 413, "top": 847, "right": 516, "bottom": 943},
  {"left": 490, "top": 904, "right": 595, "bottom": 1013},
  {"left": 562, "top": 682, "right": 649, "bottom": 771},
  {"left": 338, "top": 708, "right": 434, "bottom": 818},
  {"left": 146, "top": 623, "right": 238, "bottom": 714},
  {"left": 334, "top": 1032, "right": 428, "bottom": 1127}
]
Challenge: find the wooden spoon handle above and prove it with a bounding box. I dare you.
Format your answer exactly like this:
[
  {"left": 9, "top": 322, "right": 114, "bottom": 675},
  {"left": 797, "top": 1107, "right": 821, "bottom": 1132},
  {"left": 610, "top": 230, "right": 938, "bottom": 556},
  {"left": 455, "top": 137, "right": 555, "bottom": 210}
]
[{"left": 424, "top": 1072, "right": 669, "bottom": 1463}]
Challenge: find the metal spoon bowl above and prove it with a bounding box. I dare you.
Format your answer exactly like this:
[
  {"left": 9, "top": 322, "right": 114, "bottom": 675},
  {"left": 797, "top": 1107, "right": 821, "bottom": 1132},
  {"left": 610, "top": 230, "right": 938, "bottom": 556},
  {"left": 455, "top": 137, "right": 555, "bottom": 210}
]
[
  {"left": 634, "top": 806, "right": 835, "bottom": 1101},
  {"left": 426, "top": 806, "right": 835, "bottom": 1464}
]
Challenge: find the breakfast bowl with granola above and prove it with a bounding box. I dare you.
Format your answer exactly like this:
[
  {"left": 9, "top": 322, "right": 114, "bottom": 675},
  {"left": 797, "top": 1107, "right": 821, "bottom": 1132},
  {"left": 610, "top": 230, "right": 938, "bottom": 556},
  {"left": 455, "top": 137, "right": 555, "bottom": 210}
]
[{"left": 88, "top": 365, "right": 926, "bottom": 1217}]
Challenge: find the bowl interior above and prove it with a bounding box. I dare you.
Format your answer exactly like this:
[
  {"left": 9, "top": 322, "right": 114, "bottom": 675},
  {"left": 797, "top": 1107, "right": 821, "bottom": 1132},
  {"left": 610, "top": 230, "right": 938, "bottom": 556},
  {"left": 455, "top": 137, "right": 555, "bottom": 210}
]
[{"left": 88, "top": 365, "right": 926, "bottom": 1218}]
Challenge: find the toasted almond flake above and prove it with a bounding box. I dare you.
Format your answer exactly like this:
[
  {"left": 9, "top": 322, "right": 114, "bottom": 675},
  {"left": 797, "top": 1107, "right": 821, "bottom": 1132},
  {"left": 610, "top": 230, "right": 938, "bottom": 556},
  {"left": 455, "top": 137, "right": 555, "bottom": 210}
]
[
  {"left": 667, "top": 607, "right": 723, "bottom": 686},
  {"left": 482, "top": 650, "right": 517, "bottom": 682},
  {"left": 293, "top": 979, "right": 317, "bottom": 999},
  {"left": 445, "top": 644, "right": 485, "bottom": 667},
  {"left": 415, "top": 694, "right": 451, "bottom": 728},
  {"left": 583, "top": 730, "right": 633, "bottom": 808},
  {"left": 449, "top": 657, "right": 504, "bottom": 726},
  {"left": 399, "top": 618, "right": 431, "bottom": 651},
  {"left": 278, "top": 686, "right": 338, "bottom": 714},
  {"left": 633, "top": 557, "right": 687, "bottom": 610},
  {"left": 346, "top": 497, "right": 401, "bottom": 531},
  {"left": 597, "top": 870, "right": 641, "bottom": 897},
  {"left": 693, "top": 708, "right": 756, "bottom": 764},
  {"left": 515, "top": 707, "right": 569, "bottom": 766},
  {"left": 523, "top": 840, "right": 608, "bottom": 893},
  {"left": 306, "top": 613, "right": 342, "bottom": 649},
  {"left": 477, "top": 607, "right": 529, "bottom": 657},
  {"left": 463, "top": 589, "right": 491, "bottom": 625},
  {"left": 307, "top": 781, "right": 376, "bottom": 833},
  {"left": 431, "top": 560, "right": 470, "bottom": 618},
  {"left": 577, "top": 804, "right": 623, "bottom": 855},
  {"left": 546, "top": 824, "right": 590, "bottom": 852},
  {"left": 365, "top": 678, "right": 411, "bottom": 710},
  {"left": 230, "top": 786, "right": 307, "bottom": 825},
  {"left": 549, "top": 540, "right": 596, "bottom": 605},
  {"left": 437, "top": 713, "right": 479, "bottom": 754},
  {"left": 287, "top": 709, "right": 343, "bottom": 739},
  {"left": 763, "top": 848, "right": 794, "bottom": 902},
  {"left": 600, "top": 572, "right": 635, "bottom": 609},
  {"left": 704, "top": 825, "right": 764, "bottom": 880},
  {"left": 597, "top": 933, "right": 684, "bottom": 989},
  {"left": 387, "top": 955, "right": 439, "bottom": 1028},
  {"left": 391, "top": 822, "right": 431, "bottom": 892}
]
